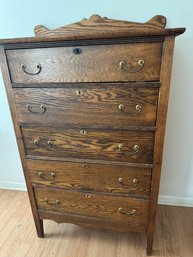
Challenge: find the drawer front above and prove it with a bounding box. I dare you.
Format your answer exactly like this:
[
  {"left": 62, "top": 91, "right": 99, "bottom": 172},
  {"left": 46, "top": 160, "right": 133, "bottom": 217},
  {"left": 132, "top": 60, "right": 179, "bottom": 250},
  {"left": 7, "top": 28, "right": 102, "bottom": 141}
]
[
  {"left": 27, "top": 159, "right": 151, "bottom": 196},
  {"left": 7, "top": 42, "right": 162, "bottom": 84},
  {"left": 13, "top": 85, "right": 159, "bottom": 128},
  {"left": 34, "top": 187, "right": 149, "bottom": 227},
  {"left": 22, "top": 127, "right": 154, "bottom": 164}
]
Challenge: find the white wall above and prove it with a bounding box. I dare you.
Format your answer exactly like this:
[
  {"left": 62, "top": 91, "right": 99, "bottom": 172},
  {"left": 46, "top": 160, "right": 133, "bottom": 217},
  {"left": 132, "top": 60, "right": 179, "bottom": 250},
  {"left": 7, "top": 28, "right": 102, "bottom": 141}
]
[{"left": 0, "top": 0, "right": 193, "bottom": 206}]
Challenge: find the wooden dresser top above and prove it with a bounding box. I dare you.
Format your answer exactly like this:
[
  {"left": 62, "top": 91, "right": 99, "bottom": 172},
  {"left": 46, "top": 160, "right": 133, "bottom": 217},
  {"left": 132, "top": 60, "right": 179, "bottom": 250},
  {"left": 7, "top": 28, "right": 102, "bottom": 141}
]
[{"left": 0, "top": 14, "right": 185, "bottom": 46}]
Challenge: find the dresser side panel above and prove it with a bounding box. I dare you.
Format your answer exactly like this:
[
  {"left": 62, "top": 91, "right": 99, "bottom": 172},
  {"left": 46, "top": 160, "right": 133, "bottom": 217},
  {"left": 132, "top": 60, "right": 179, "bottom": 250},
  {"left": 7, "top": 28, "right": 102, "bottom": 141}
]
[
  {"left": 0, "top": 48, "right": 44, "bottom": 237},
  {"left": 147, "top": 36, "right": 175, "bottom": 255}
]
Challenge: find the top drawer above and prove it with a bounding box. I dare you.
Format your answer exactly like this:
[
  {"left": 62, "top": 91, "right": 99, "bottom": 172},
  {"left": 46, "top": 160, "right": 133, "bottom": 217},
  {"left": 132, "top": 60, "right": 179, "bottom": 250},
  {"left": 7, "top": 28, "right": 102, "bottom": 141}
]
[{"left": 6, "top": 42, "right": 162, "bottom": 84}]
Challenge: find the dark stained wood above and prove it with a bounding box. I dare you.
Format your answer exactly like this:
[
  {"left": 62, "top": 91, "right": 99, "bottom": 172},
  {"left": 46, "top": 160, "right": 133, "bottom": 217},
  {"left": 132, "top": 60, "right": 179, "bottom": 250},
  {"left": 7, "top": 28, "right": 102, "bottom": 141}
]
[
  {"left": 38, "top": 209, "right": 147, "bottom": 233},
  {"left": 0, "top": 15, "right": 185, "bottom": 45},
  {"left": 12, "top": 81, "right": 160, "bottom": 88},
  {"left": 34, "top": 14, "right": 167, "bottom": 38},
  {"left": 0, "top": 28, "right": 185, "bottom": 46},
  {"left": 27, "top": 159, "right": 151, "bottom": 196},
  {"left": 6, "top": 42, "right": 162, "bottom": 83},
  {"left": 1, "top": 191, "right": 193, "bottom": 256},
  {"left": 13, "top": 85, "right": 159, "bottom": 128},
  {"left": 22, "top": 127, "right": 155, "bottom": 164},
  {"left": 34, "top": 187, "right": 149, "bottom": 227},
  {"left": 2, "top": 37, "right": 165, "bottom": 51},
  {"left": 0, "top": 48, "right": 44, "bottom": 238},
  {"left": 147, "top": 36, "right": 176, "bottom": 255},
  {"left": 0, "top": 15, "right": 185, "bottom": 255},
  {"left": 27, "top": 155, "right": 154, "bottom": 168}
]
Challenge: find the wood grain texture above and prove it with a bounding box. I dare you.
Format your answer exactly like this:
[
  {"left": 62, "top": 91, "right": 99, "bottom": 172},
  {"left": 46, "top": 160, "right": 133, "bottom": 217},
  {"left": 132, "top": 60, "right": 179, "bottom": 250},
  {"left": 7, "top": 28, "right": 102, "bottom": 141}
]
[
  {"left": 33, "top": 14, "right": 185, "bottom": 40},
  {"left": 0, "top": 49, "right": 44, "bottom": 238},
  {"left": 32, "top": 14, "right": 183, "bottom": 40},
  {"left": 0, "top": 15, "right": 186, "bottom": 255},
  {"left": 1, "top": 190, "right": 193, "bottom": 257},
  {"left": 34, "top": 14, "right": 167, "bottom": 38},
  {"left": 22, "top": 127, "right": 155, "bottom": 164},
  {"left": 34, "top": 187, "right": 149, "bottom": 228},
  {"left": 0, "top": 15, "right": 185, "bottom": 46},
  {"left": 27, "top": 155, "right": 154, "bottom": 168},
  {"left": 6, "top": 42, "right": 162, "bottom": 83},
  {"left": 27, "top": 159, "right": 151, "bottom": 197},
  {"left": 147, "top": 36, "right": 175, "bottom": 255},
  {"left": 38, "top": 209, "right": 147, "bottom": 233},
  {"left": 13, "top": 84, "right": 159, "bottom": 129},
  {"left": 1, "top": 37, "right": 166, "bottom": 52}
]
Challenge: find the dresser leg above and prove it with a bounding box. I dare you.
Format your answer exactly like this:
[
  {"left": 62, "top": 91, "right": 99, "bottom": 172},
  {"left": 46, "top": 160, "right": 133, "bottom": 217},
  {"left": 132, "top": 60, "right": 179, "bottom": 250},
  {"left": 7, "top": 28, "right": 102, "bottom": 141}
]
[
  {"left": 35, "top": 219, "right": 44, "bottom": 238},
  {"left": 146, "top": 234, "right": 153, "bottom": 256}
]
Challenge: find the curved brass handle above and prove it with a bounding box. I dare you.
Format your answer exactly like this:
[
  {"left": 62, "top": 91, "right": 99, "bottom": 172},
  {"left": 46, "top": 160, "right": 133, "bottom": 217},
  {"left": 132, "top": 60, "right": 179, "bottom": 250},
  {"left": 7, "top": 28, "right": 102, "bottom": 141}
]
[
  {"left": 45, "top": 198, "right": 60, "bottom": 206},
  {"left": 118, "top": 104, "right": 142, "bottom": 115},
  {"left": 21, "top": 63, "right": 42, "bottom": 75},
  {"left": 118, "top": 177, "right": 139, "bottom": 186},
  {"left": 38, "top": 172, "right": 56, "bottom": 181},
  {"left": 26, "top": 104, "right": 46, "bottom": 114},
  {"left": 117, "top": 144, "right": 139, "bottom": 155},
  {"left": 119, "top": 207, "right": 137, "bottom": 216},
  {"left": 119, "top": 59, "right": 144, "bottom": 73}
]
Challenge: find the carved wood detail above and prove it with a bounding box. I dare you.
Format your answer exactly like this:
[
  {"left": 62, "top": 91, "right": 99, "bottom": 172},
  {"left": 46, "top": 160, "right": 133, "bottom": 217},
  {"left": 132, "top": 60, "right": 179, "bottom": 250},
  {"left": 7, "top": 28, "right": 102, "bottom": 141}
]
[{"left": 34, "top": 14, "right": 167, "bottom": 38}]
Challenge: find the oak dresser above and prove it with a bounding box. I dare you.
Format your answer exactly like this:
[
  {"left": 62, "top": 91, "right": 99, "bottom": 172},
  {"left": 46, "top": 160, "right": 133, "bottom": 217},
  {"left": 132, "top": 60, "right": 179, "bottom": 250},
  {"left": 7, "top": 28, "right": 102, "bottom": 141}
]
[{"left": 0, "top": 15, "right": 185, "bottom": 255}]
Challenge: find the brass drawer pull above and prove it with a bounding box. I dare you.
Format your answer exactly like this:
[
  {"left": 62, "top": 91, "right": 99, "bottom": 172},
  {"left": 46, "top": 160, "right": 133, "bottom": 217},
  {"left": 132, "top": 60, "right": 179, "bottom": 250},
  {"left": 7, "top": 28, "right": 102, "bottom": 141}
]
[
  {"left": 119, "top": 59, "right": 144, "bottom": 73},
  {"left": 26, "top": 104, "right": 46, "bottom": 114},
  {"left": 118, "top": 104, "right": 142, "bottom": 115},
  {"left": 45, "top": 198, "right": 60, "bottom": 206},
  {"left": 47, "top": 140, "right": 53, "bottom": 148},
  {"left": 38, "top": 172, "right": 56, "bottom": 181},
  {"left": 119, "top": 208, "right": 136, "bottom": 216},
  {"left": 118, "top": 177, "right": 138, "bottom": 186},
  {"left": 21, "top": 63, "right": 42, "bottom": 75},
  {"left": 118, "top": 144, "right": 139, "bottom": 154},
  {"left": 33, "top": 140, "right": 53, "bottom": 148},
  {"left": 34, "top": 139, "right": 39, "bottom": 146}
]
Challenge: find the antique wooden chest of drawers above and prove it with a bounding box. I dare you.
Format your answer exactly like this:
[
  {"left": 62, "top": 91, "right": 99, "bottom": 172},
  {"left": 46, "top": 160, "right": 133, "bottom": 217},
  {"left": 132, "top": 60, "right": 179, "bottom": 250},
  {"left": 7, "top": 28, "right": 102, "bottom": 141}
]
[{"left": 0, "top": 15, "right": 185, "bottom": 254}]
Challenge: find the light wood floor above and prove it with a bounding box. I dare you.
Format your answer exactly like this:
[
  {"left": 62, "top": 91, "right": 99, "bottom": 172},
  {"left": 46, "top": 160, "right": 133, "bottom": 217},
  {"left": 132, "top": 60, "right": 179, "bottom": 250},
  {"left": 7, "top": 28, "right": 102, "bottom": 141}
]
[{"left": 0, "top": 189, "right": 193, "bottom": 257}]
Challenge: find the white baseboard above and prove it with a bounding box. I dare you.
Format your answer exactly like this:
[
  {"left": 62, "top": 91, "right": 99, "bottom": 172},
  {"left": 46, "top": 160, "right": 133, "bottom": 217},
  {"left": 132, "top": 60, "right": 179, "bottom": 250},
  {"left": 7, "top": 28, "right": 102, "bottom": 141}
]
[
  {"left": 0, "top": 182, "right": 193, "bottom": 207},
  {"left": 158, "top": 195, "right": 193, "bottom": 207},
  {"left": 0, "top": 181, "right": 27, "bottom": 191}
]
